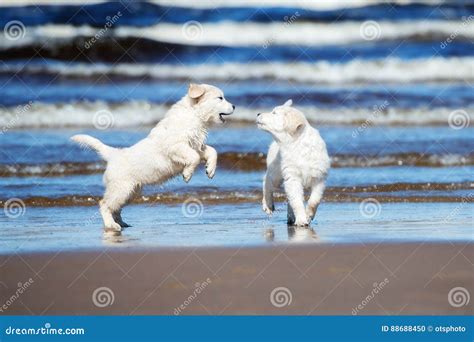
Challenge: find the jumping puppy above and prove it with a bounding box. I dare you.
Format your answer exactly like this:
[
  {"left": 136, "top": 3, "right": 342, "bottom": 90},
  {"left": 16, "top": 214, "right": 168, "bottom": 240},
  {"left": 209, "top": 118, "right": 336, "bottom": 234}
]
[
  {"left": 71, "top": 84, "right": 234, "bottom": 231},
  {"left": 257, "top": 100, "right": 330, "bottom": 226}
]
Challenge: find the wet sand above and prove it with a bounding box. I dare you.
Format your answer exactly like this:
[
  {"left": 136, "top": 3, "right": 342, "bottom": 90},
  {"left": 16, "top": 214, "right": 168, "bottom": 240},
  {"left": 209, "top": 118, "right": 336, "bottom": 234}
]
[{"left": 1, "top": 243, "right": 472, "bottom": 315}]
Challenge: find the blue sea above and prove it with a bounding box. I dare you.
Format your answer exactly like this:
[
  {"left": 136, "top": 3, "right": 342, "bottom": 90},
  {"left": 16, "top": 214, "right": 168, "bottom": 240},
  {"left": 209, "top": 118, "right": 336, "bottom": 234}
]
[{"left": 0, "top": 0, "right": 472, "bottom": 253}]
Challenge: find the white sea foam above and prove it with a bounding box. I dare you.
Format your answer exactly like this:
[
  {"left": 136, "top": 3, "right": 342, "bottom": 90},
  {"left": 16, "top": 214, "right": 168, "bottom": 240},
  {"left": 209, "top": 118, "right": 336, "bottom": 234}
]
[
  {"left": 0, "top": 0, "right": 445, "bottom": 9},
  {"left": 3, "top": 57, "right": 473, "bottom": 84},
  {"left": 1, "top": 20, "right": 473, "bottom": 49},
  {"left": 1, "top": 101, "right": 472, "bottom": 128},
  {"left": 149, "top": 0, "right": 445, "bottom": 10}
]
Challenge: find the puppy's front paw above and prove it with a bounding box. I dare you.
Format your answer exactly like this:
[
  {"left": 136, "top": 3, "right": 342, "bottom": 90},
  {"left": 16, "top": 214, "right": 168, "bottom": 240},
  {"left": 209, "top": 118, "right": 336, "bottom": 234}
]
[
  {"left": 206, "top": 162, "right": 216, "bottom": 179},
  {"left": 262, "top": 201, "right": 274, "bottom": 215},
  {"left": 182, "top": 171, "right": 193, "bottom": 183}
]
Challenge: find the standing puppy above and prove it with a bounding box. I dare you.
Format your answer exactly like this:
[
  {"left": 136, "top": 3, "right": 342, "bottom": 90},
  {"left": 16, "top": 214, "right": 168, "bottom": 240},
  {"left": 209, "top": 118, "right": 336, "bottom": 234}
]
[
  {"left": 71, "top": 84, "right": 234, "bottom": 231},
  {"left": 257, "top": 100, "right": 330, "bottom": 226}
]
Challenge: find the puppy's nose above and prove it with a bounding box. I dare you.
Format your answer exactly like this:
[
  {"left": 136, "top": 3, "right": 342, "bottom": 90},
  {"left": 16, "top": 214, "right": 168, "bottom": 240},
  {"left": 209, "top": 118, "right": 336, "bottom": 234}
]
[
  {"left": 257, "top": 113, "right": 261, "bottom": 116},
  {"left": 232, "top": 104, "right": 235, "bottom": 110}
]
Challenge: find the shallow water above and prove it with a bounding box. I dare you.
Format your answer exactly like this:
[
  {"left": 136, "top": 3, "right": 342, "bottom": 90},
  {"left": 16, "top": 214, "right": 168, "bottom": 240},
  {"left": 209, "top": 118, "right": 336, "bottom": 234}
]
[{"left": 0, "top": 202, "right": 472, "bottom": 254}]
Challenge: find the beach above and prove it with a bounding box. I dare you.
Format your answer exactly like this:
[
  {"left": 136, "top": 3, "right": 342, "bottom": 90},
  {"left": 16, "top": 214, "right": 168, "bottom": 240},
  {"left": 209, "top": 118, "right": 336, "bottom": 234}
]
[
  {"left": 0, "top": 0, "right": 473, "bottom": 320},
  {"left": 1, "top": 243, "right": 472, "bottom": 315}
]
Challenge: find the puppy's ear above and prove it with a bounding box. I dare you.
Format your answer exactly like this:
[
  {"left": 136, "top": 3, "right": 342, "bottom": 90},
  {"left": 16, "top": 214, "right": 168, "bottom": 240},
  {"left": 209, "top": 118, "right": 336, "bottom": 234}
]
[
  {"left": 283, "top": 99, "right": 293, "bottom": 107},
  {"left": 285, "top": 110, "right": 306, "bottom": 136},
  {"left": 188, "top": 83, "right": 205, "bottom": 99}
]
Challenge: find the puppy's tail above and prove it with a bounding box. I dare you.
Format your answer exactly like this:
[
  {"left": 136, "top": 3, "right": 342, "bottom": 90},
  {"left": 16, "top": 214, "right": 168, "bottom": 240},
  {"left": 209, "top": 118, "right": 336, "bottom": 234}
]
[{"left": 70, "top": 134, "right": 115, "bottom": 161}]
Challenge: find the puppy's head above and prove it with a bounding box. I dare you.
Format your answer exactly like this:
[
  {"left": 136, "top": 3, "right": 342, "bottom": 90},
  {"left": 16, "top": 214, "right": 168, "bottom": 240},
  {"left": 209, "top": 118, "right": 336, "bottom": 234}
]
[
  {"left": 256, "top": 99, "right": 307, "bottom": 142},
  {"left": 187, "top": 83, "right": 235, "bottom": 124}
]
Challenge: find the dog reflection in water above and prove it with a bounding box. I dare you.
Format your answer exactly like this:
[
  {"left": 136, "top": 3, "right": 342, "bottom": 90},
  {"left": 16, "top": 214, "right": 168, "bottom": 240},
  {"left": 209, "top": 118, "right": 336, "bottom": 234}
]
[{"left": 264, "top": 227, "right": 319, "bottom": 243}]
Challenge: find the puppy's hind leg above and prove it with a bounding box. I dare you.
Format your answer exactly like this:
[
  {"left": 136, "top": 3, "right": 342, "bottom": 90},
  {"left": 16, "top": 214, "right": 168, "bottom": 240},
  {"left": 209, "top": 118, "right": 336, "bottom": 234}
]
[
  {"left": 287, "top": 203, "right": 295, "bottom": 225},
  {"left": 306, "top": 180, "right": 326, "bottom": 223},
  {"left": 112, "top": 185, "right": 141, "bottom": 228},
  {"left": 100, "top": 182, "right": 136, "bottom": 231},
  {"left": 284, "top": 179, "right": 308, "bottom": 226},
  {"left": 113, "top": 210, "right": 131, "bottom": 228}
]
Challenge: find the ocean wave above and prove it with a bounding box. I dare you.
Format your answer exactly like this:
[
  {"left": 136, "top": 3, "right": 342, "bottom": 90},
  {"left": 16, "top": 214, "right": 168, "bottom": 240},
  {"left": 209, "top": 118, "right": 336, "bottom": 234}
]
[
  {"left": 2, "top": 182, "right": 472, "bottom": 207},
  {"left": 0, "top": 0, "right": 446, "bottom": 10},
  {"left": 1, "top": 1, "right": 470, "bottom": 28},
  {"left": 0, "top": 101, "right": 472, "bottom": 128},
  {"left": 1, "top": 20, "right": 473, "bottom": 50},
  {"left": 3, "top": 58, "right": 472, "bottom": 84},
  {"left": 1, "top": 153, "right": 472, "bottom": 177}
]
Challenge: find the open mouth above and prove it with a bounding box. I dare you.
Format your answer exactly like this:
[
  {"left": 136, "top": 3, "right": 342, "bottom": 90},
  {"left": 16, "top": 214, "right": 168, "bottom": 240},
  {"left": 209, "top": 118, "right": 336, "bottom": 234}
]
[{"left": 219, "top": 112, "right": 232, "bottom": 123}]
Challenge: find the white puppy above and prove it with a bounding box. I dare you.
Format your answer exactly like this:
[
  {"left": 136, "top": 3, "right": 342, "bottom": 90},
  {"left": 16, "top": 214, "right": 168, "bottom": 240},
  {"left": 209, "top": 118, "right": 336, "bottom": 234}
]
[
  {"left": 257, "top": 100, "right": 330, "bottom": 226},
  {"left": 71, "top": 83, "right": 234, "bottom": 231}
]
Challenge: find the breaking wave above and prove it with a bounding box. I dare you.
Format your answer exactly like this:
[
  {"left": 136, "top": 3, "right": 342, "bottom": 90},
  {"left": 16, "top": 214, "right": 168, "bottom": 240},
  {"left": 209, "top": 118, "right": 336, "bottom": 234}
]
[
  {"left": 1, "top": 101, "right": 472, "bottom": 128},
  {"left": 1, "top": 20, "right": 473, "bottom": 50},
  {"left": 3, "top": 57, "right": 473, "bottom": 84}
]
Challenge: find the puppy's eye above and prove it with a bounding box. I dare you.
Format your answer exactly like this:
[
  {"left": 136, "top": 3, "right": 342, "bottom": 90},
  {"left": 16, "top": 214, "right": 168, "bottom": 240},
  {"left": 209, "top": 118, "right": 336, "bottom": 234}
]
[
  {"left": 217, "top": 97, "right": 223, "bottom": 100},
  {"left": 272, "top": 111, "right": 276, "bottom": 115}
]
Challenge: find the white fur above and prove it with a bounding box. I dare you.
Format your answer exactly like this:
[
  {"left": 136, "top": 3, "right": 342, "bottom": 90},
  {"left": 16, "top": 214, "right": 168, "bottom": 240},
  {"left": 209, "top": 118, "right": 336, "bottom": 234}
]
[
  {"left": 257, "top": 99, "right": 330, "bottom": 226},
  {"left": 71, "top": 84, "right": 234, "bottom": 231}
]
